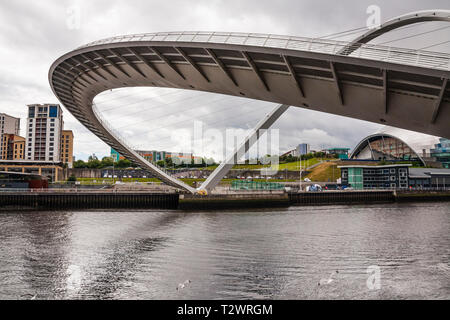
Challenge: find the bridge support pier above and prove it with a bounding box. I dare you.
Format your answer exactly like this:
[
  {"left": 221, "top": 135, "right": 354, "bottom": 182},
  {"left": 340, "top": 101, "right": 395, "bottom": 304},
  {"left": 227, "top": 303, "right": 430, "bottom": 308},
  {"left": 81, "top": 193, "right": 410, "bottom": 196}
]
[{"left": 198, "top": 104, "right": 290, "bottom": 193}]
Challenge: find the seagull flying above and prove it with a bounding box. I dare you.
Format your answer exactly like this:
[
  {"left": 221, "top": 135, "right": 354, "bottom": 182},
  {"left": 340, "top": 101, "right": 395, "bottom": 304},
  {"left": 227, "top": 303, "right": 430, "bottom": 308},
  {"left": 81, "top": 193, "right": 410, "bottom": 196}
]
[
  {"left": 319, "top": 271, "right": 339, "bottom": 286},
  {"left": 177, "top": 280, "right": 192, "bottom": 291}
]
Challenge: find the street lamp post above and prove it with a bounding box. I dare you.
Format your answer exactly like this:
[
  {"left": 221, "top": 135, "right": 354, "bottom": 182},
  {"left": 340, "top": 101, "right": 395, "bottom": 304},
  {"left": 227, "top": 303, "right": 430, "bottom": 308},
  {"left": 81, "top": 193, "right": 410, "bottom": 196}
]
[
  {"left": 112, "top": 159, "right": 115, "bottom": 185},
  {"left": 299, "top": 157, "right": 302, "bottom": 192}
]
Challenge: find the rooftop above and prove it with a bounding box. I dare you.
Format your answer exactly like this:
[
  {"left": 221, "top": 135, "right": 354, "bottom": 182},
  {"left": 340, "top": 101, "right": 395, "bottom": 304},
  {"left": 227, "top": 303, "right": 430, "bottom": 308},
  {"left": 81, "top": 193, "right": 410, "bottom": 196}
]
[
  {"left": 338, "top": 164, "right": 412, "bottom": 169},
  {"left": 409, "top": 168, "right": 450, "bottom": 177}
]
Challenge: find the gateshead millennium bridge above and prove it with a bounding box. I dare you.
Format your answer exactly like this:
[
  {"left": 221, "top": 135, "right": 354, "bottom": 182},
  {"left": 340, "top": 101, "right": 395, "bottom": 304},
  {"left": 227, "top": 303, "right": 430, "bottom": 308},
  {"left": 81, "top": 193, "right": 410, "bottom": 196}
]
[{"left": 49, "top": 10, "right": 450, "bottom": 193}]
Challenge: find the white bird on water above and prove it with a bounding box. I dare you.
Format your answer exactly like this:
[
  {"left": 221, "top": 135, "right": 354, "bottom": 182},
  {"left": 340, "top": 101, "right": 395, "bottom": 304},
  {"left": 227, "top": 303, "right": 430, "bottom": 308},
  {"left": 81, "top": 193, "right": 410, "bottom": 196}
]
[
  {"left": 20, "top": 294, "right": 37, "bottom": 300},
  {"left": 319, "top": 271, "right": 339, "bottom": 286},
  {"left": 177, "top": 280, "right": 192, "bottom": 291}
]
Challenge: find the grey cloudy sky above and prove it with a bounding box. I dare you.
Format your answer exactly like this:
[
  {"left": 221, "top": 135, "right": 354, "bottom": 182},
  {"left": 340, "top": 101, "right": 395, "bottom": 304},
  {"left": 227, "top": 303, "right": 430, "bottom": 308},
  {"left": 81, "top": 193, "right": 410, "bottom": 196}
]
[{"left": 0, "top": 0, "right": 448, "bottom": 161}]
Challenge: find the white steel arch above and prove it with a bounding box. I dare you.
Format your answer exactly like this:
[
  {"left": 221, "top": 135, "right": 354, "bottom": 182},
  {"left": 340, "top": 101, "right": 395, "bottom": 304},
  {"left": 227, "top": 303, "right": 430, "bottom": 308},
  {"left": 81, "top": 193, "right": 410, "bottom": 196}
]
[{"left": 49, "top": 14, "right": 450, "bottom": 193}]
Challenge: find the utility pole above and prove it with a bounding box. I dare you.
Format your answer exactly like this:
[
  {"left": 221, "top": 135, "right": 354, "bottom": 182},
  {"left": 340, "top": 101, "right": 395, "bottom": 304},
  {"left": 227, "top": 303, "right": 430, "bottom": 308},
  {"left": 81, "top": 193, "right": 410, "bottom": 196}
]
[
  {"left": 299, "top": 157, "right": 302, "bottom": 192},
  {"left": 112, "top": 160, "right": 115, "bottom": 186}
]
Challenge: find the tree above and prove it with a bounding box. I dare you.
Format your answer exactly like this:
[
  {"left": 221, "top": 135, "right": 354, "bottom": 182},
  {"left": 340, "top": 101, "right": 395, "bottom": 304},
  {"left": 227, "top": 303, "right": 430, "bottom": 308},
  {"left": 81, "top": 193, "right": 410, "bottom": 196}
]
[
  {"left": 101, "top": 157, "right": 114, "bottom": 168},
  {"left": 165, "top": 157, "right": 174, "bottom": 168},
  {"left": 74, "top": 160, "right": 87, "bottom": 168},
  {"left": 87, "top": 158, "right": 102, "bottom": 169},
  {"left": 68, "top": 175, "right": 77, "bottom": 182},
  {"left": 117, "top": 159, "right": 131, "bottom": 168},
  {"left": 157, "top": 160, "right": 165, "bottom": 167}
]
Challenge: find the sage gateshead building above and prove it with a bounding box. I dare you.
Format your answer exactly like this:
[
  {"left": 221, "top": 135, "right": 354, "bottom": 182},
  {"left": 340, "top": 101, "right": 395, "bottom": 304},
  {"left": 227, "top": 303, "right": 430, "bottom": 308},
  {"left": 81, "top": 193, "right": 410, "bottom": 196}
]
[{"left": 350, "top": 126, "right": 449, "bottom": 168}]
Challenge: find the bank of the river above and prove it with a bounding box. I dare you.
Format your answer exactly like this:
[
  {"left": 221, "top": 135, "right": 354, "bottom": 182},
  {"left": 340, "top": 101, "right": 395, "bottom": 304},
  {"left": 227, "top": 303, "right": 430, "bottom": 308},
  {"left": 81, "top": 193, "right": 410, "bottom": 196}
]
[{"left": 0, "top": 190, "right": 449, "bottom": 211}]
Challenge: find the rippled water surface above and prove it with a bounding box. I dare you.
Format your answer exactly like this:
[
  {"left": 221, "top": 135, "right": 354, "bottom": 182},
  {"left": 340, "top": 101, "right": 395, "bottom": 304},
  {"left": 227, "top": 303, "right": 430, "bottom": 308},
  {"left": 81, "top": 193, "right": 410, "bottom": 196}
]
[{"left": 0, "top": 202, "right": 449, "bottom": 300}]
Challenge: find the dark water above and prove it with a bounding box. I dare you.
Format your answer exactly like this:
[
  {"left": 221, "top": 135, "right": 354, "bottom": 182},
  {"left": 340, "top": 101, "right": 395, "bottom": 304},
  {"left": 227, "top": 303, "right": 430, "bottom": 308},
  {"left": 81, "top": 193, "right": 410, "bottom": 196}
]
[{"left": 0, "top": 202, "right": 449, "bottom": 300}]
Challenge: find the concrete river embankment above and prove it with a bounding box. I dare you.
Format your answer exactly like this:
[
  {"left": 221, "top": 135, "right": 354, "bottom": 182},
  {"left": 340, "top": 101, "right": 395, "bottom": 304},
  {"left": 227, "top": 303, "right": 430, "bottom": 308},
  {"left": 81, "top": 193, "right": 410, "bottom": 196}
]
[{"left": 0, "top": 190, "right": 449, "bottom": 211}]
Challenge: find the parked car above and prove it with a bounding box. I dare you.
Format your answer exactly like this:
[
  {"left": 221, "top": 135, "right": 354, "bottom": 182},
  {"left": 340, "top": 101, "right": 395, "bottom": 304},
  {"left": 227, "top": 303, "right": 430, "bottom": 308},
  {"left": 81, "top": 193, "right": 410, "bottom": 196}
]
[{"left": 306, "top": 184, "right": 323, "bottom": 192}]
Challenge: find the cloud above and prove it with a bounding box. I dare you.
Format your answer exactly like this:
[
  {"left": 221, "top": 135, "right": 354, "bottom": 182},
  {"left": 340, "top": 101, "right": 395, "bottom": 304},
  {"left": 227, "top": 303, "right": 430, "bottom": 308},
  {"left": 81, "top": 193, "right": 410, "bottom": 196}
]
[{"left": 0, "top": 0, "right": 448, "bottom": 160}]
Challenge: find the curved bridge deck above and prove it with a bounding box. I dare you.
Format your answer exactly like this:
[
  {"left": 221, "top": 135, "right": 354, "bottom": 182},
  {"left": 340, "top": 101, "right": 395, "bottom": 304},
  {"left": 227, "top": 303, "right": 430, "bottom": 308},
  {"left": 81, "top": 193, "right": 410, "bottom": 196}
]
[{"left": 50, "top": 31, "right": 450, "bottom": 192}]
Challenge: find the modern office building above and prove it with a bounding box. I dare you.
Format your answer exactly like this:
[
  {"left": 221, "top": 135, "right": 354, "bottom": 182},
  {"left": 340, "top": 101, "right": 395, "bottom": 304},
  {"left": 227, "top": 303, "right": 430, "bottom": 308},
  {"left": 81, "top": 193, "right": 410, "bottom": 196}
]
[
  {"left": 430, "top": 138, "right": 450, "bottom": 169},
  {"left": 0, "top": 113, "right": 20, "bottom": 158},
  {"left": 327, "top": 148, "right": 350, "bottom": 160},
  {"left": 61, "top": 130, "right": 74, "bottom": 168},
  {"left": 111, "top": 148, "right": 123, "bottom": 162},
  {"left": 1, "top": 134, "right": 25, "bottom": 160},
  {"left": 297, "top": 144, "right": 311, "bottom": 156},
  {"left": 408, "top": 168, "right": 450, "bottom": 189},
  {"left": 25, "top": 104, "right": 63, "bottom": 162},
  {"left": 339, "top": 164, "right": 411, "bottom": 190}
]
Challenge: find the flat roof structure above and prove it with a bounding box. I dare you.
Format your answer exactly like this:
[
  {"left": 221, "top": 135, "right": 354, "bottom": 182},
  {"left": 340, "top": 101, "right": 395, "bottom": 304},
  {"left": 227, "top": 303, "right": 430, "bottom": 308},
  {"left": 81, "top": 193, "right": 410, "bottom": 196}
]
[
  {"left": 409, "top": 168, "right": 450, "bottom": 178},
  {"left": 338, "top": 164, "right": 412, "bottom": 169}
]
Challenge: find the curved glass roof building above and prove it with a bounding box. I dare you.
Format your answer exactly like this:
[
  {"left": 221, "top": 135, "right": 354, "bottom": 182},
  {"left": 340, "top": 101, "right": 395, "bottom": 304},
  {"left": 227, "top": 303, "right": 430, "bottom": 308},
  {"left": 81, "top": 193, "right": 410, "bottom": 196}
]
[{"left": 350, "top": 126, "right": 442, "bottom": 166}]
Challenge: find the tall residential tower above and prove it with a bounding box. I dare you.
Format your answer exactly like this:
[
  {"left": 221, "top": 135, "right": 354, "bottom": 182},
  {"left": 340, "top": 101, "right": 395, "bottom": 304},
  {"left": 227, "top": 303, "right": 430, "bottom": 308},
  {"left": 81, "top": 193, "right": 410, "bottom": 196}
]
[{"left": 26, "top": 104, "right": 63, "bottom": 162}]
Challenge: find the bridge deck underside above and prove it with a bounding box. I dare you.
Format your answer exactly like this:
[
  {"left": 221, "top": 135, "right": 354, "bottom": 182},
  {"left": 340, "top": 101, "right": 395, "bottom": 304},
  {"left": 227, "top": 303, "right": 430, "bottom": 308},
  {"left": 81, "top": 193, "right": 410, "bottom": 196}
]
[{"left": 50, "top": 41, "right": 450, "bottom": 190}]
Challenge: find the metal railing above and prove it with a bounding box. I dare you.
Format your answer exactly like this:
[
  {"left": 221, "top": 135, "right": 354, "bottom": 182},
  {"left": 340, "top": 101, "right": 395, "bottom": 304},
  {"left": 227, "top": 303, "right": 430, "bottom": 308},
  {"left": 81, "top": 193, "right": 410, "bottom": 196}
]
[
  {"left": 78, "top": 31, "right": 450, "bottom": 71},
  {"left": 91, "top": 104, "right": 182, "bottom": 179},
  {"left": 0, "top": 188, "right": 176, "bottom": 194}
]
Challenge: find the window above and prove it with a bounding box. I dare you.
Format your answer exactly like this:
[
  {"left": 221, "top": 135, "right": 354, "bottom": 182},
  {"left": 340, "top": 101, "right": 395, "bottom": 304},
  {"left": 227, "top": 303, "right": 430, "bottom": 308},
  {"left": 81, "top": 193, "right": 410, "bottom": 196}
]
[
  {"left": 49, "top": 106, "right": 58, "bottom": 118},
  {"left": 390, "top": 169, "right": 396, "bottom": 174},
  {"left": 390, "top": 176, "right": 396, "bottom": 181},
  {"left": 391, "top": 183, "right": 397, "bottom": 188}
]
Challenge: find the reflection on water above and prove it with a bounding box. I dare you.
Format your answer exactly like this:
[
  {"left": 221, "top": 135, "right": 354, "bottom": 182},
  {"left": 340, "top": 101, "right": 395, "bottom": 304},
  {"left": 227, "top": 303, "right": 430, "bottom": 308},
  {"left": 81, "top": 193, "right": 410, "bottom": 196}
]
[{"left": 0, "top": 202, "right": 449, "bottom": 300}]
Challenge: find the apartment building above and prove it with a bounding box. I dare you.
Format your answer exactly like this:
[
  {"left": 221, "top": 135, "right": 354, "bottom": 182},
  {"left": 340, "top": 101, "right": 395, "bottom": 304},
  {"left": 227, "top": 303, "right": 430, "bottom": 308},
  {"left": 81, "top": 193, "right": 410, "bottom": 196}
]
[
  {"left": 1, "top": 134, "right": 25, "bottom": 160},
  {"left": 61, "top": 130, "right": 74, "bottom": 168},
  {"left": 25, "top": 104, "right": 63, "bottom": 162},
  {"left": 0, "top": 113, "right": 20, "bottom": 158}
]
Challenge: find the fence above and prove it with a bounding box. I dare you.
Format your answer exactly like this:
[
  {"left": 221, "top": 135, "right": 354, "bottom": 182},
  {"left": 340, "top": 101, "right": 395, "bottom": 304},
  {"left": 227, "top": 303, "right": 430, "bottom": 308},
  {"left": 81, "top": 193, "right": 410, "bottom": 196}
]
[
  {"left": 231, "top": 180, "right": 285, "bottom": 191},
  {"left": 79, "top": 31, "right": 450, "bottom": 71}
]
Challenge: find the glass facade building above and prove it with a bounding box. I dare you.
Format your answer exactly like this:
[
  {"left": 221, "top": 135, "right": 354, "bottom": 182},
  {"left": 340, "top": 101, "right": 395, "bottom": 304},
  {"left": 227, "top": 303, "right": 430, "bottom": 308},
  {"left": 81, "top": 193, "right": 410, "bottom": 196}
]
[
  {"left": 340, "top": 165, "right": 410, "bottom": 190},
  {"left": 430, "top": 138, "right": 450, "bottom": 169},
  {"left": 297, "top": 144, "right": 310, "bottom": 156}
]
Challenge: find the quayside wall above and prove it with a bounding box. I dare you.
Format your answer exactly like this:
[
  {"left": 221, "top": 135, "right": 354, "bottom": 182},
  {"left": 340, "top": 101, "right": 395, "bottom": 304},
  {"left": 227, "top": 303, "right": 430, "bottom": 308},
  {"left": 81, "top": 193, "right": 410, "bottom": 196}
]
[
  {"left": 0, "top": 190, "right": 448, "bottom": 211},
  {"left": 0, "top": 192, "right": 179, "bottom": 210}
]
